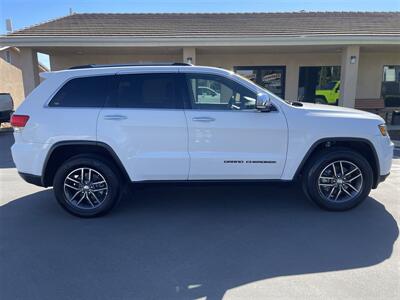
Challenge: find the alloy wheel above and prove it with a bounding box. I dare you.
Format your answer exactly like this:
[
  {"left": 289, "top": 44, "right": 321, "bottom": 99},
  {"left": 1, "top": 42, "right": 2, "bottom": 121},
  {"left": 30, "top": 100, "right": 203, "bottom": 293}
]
[
  {"left": 63, "top": 167, "right": 108, "bottom": 209},
  {"left": 318, "top": 160, "right": 363, "bottom": 203}
]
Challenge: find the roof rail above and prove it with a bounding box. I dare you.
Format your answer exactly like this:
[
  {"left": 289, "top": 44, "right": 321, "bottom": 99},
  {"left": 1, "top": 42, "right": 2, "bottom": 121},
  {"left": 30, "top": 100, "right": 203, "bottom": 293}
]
[{"left": 69, "top": 62, "right": 191, "bottom": 70}]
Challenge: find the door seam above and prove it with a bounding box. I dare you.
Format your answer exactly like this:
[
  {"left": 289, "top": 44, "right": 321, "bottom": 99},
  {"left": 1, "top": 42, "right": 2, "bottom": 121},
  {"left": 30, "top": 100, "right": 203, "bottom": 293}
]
[{"left": 183, "top": 109, "right": 191, "bottom": 180}]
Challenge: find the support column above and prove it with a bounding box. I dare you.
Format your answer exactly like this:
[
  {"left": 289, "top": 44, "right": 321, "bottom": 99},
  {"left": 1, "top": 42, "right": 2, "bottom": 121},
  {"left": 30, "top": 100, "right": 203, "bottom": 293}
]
[
  {"left": 339, "top": 45, "right": 360, "bottom": 108},
  {"left": 19, "top": 48, "right": 40, "bottom": 97},
  {"left": 182, "top": 47, "right": 196, "bottom": 65},
  {"left": 285, "top": 62, "right": 299, "bottom": 101}
]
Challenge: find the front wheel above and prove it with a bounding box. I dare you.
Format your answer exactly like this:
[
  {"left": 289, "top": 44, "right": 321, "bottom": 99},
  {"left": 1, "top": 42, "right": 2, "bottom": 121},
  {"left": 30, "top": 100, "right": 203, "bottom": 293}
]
[
  {"left": 53, "top": 155, "right": 121, "bottom": 217},
  {"left": 302, "top": 148, "right": 373, "bottom": 211}
]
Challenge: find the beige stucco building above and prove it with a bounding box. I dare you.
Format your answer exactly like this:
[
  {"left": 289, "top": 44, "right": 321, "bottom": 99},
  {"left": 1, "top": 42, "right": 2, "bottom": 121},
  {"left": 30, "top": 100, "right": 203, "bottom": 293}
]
[
  {"left": 0, "top": 46, "right": 47, "bottom": 108},
  {"left": 0, "top": 47, "right": 24, "bottom": 107},
  {"left": 0, "top": 12, "right": 399, "bottom": 112}
]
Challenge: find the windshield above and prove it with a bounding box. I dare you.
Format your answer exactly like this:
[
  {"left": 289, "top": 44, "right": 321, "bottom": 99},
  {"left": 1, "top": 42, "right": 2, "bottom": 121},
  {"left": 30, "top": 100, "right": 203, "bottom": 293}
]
[{"left": 233, "top": 72, "right": 289, "bottom": 104}]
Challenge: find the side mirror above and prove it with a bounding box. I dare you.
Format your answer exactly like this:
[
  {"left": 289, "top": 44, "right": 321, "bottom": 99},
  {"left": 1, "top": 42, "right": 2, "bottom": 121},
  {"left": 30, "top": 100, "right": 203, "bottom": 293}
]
[{"left": 256, "top": 93, "right": 272, "bottom": 112}]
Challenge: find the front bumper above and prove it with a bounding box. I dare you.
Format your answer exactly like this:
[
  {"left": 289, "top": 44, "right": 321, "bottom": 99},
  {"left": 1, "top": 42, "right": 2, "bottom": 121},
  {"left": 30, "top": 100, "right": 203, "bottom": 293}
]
[
  {"left": 370, "top": 135, "right": 393, "bottom": 189},
  {"left": 374, "top": 135, "right": 394, "bottom": 173}
]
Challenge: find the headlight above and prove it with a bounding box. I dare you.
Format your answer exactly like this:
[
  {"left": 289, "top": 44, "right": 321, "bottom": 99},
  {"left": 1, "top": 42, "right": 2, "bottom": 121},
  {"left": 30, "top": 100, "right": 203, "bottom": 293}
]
[{"left": 378, "top": 124, "right": 388, "bottom": 136}]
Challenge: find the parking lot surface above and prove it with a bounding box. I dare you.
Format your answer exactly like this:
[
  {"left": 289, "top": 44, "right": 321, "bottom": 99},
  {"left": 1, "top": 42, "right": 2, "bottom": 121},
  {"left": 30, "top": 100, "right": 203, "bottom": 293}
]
[{"left": 0, "top": 132, "right": 399, "bottom": 300}]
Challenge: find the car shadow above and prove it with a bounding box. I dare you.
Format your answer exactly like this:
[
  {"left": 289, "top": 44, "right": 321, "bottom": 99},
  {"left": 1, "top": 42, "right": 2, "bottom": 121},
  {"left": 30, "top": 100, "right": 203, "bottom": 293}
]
[
  {"left": 0, "top": 183, "right": 398, "bottom": 300},
  {"left": 0, "top": 132, "right": 15, "bottom": 168}
]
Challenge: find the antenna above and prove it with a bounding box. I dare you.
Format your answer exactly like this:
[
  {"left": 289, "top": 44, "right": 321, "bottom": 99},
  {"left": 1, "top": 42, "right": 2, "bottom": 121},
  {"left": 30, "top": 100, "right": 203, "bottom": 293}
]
[{"left": 5, "top": 19, "right": 12, "bottom": 33}]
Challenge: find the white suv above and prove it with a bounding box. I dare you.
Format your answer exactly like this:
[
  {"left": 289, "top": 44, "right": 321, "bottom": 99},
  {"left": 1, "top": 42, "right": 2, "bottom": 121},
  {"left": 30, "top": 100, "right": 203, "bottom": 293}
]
[{"left": 11, "top": 63, "right": 394, "bottom": 217}]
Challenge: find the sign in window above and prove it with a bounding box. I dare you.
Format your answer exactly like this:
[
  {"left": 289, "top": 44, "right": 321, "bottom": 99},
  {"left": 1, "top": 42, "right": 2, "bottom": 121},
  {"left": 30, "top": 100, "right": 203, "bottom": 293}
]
[{"left": 234, "top": 66, "right": 286, "bottom": 99}]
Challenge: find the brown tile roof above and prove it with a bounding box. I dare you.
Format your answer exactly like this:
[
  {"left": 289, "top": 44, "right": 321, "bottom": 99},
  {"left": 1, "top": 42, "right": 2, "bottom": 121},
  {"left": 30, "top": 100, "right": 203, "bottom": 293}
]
[{"left": 6, "top": 12, "right": 400, "bottom": 37}]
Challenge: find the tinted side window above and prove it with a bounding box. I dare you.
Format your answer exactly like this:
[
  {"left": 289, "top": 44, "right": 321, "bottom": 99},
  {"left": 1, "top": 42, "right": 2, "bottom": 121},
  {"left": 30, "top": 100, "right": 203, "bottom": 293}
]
[
  {"left": 109, "top": 73, "right": 184, "bottom": 109},
  {"left": 185, "top": 74, "right": 256, "bottom": 110},
  {"left": 49, "top": 76, "right": 111, "bottom": 107}
]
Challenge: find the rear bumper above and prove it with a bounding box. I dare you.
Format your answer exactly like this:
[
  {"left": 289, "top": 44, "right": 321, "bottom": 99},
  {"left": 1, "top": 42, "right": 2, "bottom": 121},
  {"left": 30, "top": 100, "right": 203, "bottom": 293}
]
[
  {"left": 11, "top": 140, "right": 50, "bottom": 177},
  {"left": 18, "top": 172, "right": 44, "bottom": 187}
]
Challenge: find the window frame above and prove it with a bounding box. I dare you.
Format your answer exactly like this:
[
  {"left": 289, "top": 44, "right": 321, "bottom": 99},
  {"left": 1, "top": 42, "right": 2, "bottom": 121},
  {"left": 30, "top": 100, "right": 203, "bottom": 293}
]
[{"left": 182, "top": 72, "right": 257, "bottom": 111}]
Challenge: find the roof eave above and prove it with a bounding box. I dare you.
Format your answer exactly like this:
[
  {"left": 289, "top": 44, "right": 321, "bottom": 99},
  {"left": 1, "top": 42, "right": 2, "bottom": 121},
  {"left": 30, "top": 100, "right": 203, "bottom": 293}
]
[{"left": 1, "top": 35, "right": 400, "bottom": 47}]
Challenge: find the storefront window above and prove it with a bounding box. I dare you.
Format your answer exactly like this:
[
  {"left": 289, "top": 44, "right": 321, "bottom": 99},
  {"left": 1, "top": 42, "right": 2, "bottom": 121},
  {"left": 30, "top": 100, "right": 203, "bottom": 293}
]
[
  {"left": 298, "top": 66, "right": 341, "bottom": 105},
  {"left": 382, "top": 66, "right": 400, "bottom": 107},
  {"left": 234, "top": 66, "right": 286, "bottom": 99},
  {"left": 235, "top": 69, "right": 257, "bottom": 83}
]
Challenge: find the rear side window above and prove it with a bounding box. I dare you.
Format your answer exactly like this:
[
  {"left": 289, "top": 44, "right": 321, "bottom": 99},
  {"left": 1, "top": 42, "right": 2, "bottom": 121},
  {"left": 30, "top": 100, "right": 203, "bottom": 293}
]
[
  {"left": 108, "top": 73, "right": 184, "bottom": 109},
  {"left": 49, "top": 76, "right": 111, "bottom": 107}
]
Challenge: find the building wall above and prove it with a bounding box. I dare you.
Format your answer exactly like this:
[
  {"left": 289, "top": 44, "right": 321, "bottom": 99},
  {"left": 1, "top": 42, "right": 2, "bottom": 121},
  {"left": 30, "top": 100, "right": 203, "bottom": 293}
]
[
  {"left": 0, "top": 48, "right": 22, "bottom": 68},
  {"left": 0, "top": 55, "right": 24, "bottom": 108},
  {"left": 50, "top": 53, "right": 181, "bottom": 70},
  {"left": 357, "top": 52, "right": 400, "bottom": 99}
]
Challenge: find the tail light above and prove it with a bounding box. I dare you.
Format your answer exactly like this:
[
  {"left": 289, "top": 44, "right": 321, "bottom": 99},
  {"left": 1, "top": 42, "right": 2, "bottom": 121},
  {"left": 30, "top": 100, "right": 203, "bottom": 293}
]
[{"left": 11, "top": 114, "right": 30, "bottom": 128}]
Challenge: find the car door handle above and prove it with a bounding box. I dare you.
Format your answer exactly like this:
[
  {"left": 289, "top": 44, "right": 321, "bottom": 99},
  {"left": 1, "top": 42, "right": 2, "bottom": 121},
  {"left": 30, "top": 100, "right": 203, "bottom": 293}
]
[
  {"left": 103, "top": 115, "right": 128, "bottom": 120},
  {"left": 192, "top": 117, "right": 216, "bottom": 122}
]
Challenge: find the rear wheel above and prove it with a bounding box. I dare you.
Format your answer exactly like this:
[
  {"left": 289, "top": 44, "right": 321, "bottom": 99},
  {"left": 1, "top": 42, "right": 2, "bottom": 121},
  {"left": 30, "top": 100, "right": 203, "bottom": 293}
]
[
  {"left": 53, "top": 155, "right": 120, "bottom": 217},
  {"left": 302, "top": 148, "right": 373, "bottom": 211}
]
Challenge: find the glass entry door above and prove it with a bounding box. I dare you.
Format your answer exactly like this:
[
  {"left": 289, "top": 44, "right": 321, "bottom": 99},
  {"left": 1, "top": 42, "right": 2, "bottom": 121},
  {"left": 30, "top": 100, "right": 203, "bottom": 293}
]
[
  {"left": 298, "top": 66, "right": 341, "bottom": 105},
  {"left": 234, "top": 66, "right": 286, "bottom": 99}
]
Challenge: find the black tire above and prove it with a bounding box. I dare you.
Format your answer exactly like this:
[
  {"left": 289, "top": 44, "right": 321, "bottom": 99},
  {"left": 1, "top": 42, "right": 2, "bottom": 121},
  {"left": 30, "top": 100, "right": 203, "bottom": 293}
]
[
  {"left": 302, "top": 147, "right": 373, "bottom": 211},
  {"left": 53, "top": 155, "right": 121, "bottom": 217},
  {"left": 314, "top": 96, "right": 328, "bottom": 104}
]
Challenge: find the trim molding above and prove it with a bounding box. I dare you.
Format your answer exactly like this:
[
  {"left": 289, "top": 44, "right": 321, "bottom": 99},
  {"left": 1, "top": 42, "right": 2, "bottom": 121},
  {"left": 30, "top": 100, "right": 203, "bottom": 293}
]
[
  {"left": 1, "top": 35, "right": 400, "bottom": 47},
  {"left": 41, "top": 140, "right": 130, "bottom": 187},
  {"left": 293, "top": 137, "right": 380, "bottom": 188}
]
